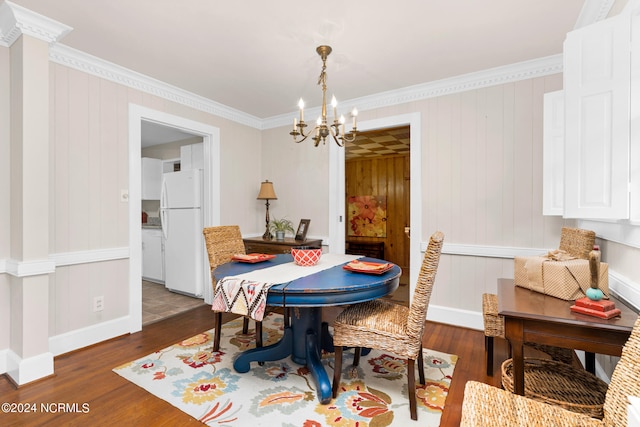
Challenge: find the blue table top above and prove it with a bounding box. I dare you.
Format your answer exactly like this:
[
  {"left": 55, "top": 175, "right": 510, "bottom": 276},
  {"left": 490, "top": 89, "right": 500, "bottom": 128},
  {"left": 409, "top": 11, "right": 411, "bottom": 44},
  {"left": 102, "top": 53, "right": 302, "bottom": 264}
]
[{"left": 213, "top": 254, "right": 401, "bottom": 307}]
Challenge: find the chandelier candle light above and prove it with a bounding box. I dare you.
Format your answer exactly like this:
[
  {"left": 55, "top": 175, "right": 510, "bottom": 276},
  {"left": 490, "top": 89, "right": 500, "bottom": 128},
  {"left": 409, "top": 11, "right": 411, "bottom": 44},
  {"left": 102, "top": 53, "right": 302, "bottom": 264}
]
[{"left": 290, "top": 45, "right": 358, "bottom": 147}]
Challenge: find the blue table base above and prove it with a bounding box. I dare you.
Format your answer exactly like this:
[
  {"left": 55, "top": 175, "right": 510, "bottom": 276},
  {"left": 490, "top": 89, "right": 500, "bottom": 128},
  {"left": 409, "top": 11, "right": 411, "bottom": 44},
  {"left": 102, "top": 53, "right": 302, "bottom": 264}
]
[{"left": 233, "top": 307, "right": 335, "bottom": 404}]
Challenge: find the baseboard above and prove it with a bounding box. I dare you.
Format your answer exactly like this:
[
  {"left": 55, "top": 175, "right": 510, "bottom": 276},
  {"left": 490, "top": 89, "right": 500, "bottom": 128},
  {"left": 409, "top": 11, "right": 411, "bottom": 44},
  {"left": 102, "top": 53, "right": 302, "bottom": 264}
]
[
  {"left": 5, "top": 350, "right": 54, "bottom": 386},
  {"left": 0, "top": 348, "right": 7, "bottom": 375},
  {"left": 48, "top": 315, "right": 133, "bottom": 356},
  {"left": 0, "top": 316, "right": 138, "bottom": 383},
  {"left": 427, "top": 304, "right": 483, "bottom": 331}
]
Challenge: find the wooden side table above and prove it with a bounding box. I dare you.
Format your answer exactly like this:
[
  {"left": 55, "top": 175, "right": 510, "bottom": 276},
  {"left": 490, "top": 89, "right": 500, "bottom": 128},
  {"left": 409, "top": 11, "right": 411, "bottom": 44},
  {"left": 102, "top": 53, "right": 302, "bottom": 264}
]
[
  {"left": 497, "top": 278, "right": 636, "bottom": 395},
  {"left": 243, "top": 236, "right": 323, "bottom": 255}
]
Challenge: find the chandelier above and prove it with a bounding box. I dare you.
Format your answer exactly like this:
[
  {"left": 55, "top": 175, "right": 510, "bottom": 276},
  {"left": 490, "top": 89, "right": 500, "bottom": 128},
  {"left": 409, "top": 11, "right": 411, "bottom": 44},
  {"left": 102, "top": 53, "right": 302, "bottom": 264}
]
[{"left": 290, "top": 45, "right": 357, "bottom": 147}]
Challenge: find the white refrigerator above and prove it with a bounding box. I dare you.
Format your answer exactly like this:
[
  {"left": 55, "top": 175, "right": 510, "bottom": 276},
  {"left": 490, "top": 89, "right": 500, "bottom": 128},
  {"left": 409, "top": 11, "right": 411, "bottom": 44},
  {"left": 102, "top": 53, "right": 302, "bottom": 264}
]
[{"left": 160, "top": 169, "right": 205, "bottom": 297}]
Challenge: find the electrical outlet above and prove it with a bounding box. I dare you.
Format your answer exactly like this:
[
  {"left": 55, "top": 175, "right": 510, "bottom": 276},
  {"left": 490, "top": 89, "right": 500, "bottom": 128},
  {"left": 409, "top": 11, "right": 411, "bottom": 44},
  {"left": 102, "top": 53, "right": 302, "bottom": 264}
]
[{"left": 93, "top": 296, "right": 104, "bottom": 312}]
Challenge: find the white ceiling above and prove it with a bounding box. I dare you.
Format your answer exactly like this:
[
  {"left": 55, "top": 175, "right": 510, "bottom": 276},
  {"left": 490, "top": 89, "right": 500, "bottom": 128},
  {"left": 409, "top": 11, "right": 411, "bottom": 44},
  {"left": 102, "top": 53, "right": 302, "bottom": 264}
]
[
  {"left": 8, "top": 0, "right": 603, "bottom": 122},
  {"left": 140, "top": 121, "right": 200, "bottom": 147}
]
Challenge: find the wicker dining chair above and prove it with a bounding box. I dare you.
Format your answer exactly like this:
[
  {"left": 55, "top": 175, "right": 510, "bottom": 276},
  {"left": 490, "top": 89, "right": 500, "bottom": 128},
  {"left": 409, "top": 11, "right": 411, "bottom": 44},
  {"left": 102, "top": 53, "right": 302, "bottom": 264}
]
[
  {"left": 331, "top": 231, "right": 444, "bottom": 421},
  {"left": 203, "top": 225, "right": 262, "bottom": 352},
  {"left": 482, "top": 227, "right": 595, "bottom": 375},
  {"left": 461, "top": 315, "right": 640, "bottom": 427}
]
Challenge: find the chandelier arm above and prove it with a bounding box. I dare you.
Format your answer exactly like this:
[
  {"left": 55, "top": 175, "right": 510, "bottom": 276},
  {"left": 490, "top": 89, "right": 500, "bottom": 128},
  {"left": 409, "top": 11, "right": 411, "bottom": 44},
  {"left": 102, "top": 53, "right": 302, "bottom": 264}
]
[
  {"left": 292, "top": 130, "right": 312, "bottom": 144},
  {"left": 341, "top": 131, "right": 357, "bottom": 143},
  {"left": 330, "top": 133, "right": 345, "bottom": 147},
  {"left": 328, "top": 123, "right": 345, "bottom": 147}
]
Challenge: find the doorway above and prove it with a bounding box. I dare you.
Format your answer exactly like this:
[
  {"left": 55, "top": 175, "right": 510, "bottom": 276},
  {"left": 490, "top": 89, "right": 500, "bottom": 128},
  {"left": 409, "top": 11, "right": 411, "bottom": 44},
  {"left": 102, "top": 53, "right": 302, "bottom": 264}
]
[
  {"left": 127, "top": 105, "right": 221, "bottom": 332},
  {"left": 141, "top": 121, "right": 207, "bottom": 325},
  {"left": 329, "top": 112, "right": 421, "bottom": 302},
  {"left": 344, "top": 126, "right": 411, "bottom": 304}
]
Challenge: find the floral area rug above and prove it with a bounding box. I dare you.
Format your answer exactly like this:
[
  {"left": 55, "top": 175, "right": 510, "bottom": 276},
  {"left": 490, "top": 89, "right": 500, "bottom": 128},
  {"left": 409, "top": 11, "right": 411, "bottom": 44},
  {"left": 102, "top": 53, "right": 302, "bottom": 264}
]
[{"left": 113, "top": 313, "right": 457, "bottom": 426}]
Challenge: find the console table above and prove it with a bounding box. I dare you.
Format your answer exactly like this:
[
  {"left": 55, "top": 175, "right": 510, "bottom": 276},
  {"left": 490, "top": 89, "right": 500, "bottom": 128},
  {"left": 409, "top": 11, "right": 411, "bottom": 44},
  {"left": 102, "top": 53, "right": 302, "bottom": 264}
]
[
  {"left": 346, "top": 240, "right": 385, "bottom": 259},
  {"left": 243, "top": 236, "right": 323, "bottom": 255}
]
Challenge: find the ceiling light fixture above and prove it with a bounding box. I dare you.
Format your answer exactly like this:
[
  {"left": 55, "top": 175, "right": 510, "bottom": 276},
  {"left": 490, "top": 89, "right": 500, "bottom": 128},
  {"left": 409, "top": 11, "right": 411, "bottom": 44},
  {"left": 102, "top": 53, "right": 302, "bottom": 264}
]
[{"left": 290, "top": 45, "right": 357, "bottom": 147}]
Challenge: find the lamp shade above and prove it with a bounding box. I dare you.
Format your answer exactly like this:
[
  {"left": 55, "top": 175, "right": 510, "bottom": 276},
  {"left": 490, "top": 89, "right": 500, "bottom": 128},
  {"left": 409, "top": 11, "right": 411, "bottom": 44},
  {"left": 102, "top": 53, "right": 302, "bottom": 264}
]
[{"left": 257, "top": 180, "right": 277, "bottom": 200}]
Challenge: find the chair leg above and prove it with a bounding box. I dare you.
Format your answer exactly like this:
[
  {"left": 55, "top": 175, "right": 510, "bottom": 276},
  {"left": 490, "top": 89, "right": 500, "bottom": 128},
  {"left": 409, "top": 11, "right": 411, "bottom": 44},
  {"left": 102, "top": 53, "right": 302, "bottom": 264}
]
[
  {"left": 353, "top": 347, "right": 362, "bottom": 367},
  {"left": 213, "top": 312, "right": 223, "bottom": 352},
  {"left": 242, "top": 317, "right": 249, "bottom": 334},
  {"left": 332, "top": 346, "right": 343, "bottom": 398},
  {"left": 255, "top": 321, "right": 263, "bottom": 348},
  {"left": 407, "top": 358, "right": 417, "bottom": 420},
  {"left": 255, "top": 320, "right": 264, "bottom": 366},
  {"left": 417, "top": 350, "right": 425, "bottom": 385},
  {"left": 485, "top": 335, "right": 494, "bottom": 376}
]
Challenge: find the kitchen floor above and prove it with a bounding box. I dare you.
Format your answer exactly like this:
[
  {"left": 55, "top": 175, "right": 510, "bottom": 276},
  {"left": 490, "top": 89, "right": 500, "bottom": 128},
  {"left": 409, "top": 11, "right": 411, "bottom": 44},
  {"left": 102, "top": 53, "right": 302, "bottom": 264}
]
[{"left": 142, "top": 280, "right": 207, "bottom": 325}]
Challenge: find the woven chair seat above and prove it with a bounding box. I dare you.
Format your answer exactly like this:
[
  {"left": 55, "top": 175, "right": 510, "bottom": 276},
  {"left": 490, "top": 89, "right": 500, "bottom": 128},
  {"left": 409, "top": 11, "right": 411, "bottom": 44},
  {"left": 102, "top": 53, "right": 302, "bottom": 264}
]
[
  {"left": 333, "top": 300, "right": 410, "bottom": 347},
  {"left": 501, "top": 358, "right": 608, "bottom": 419}
]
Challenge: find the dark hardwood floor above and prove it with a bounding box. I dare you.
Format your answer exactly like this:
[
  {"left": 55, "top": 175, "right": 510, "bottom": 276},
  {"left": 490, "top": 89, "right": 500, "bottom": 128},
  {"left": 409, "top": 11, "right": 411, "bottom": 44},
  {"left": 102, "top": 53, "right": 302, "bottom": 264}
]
[{"left": 0, "top": 304, "right": 508, "bottom": 426}]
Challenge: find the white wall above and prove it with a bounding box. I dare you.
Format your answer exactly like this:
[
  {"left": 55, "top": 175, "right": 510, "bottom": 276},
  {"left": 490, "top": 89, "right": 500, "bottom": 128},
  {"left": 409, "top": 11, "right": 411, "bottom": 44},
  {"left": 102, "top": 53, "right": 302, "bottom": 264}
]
[
  {"left": 261, "top": 73, "right": 571, "bottom": 327},
  {"left": 46, "top": 62, "right": 263, "bottom": 338}
]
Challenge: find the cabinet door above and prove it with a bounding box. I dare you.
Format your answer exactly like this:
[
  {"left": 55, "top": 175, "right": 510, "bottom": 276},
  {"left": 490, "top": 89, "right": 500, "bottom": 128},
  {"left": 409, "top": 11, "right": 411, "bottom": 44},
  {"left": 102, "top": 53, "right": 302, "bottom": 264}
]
[
  {"left": 543, "top": 90, "right": 565, "bottom": 216},
  {"left": 563, "top": 14, "right": 630, "bottom": 219},
  {"left": 141, "top": 158, "right": 163, "bottom": 200},
  {"left": 142, "top": 229, "right": 164, "bottom": 282},
  {"left": 632, "top": 13, "right": 640, "bottom": 222}
]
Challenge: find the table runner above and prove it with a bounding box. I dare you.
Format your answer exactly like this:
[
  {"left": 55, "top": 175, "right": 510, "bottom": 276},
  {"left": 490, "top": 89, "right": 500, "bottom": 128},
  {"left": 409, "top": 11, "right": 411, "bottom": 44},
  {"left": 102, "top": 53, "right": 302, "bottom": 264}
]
[{"left": 212, "top": 253, "right": 361, "bottom": 321}]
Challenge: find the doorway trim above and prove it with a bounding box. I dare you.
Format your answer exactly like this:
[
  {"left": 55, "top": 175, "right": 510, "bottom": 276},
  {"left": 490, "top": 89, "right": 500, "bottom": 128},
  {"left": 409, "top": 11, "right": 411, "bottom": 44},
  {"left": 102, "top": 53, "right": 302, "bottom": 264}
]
[
  {"left": 127, "top": 104, "right": 220, "bottom": 332},
  {"left": 329, "top": 112, "right": 422, "bottom": 291}
]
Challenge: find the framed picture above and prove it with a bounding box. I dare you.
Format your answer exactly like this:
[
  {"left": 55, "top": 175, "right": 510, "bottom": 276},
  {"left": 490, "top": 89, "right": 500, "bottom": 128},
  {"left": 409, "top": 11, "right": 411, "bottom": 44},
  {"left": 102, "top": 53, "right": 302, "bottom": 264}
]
[{"left": 295, "top": 219, "right": 310, "bottom": 241}]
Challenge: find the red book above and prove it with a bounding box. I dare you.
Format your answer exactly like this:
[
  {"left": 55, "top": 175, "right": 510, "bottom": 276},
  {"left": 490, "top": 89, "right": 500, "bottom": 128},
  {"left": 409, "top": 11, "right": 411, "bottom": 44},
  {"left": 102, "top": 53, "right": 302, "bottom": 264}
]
[
  {"left": 575, "top": 297, "right": 616, "bottom": 312},
  {"left": 570, "top": 305, "right": 621, "bottom": 319}
]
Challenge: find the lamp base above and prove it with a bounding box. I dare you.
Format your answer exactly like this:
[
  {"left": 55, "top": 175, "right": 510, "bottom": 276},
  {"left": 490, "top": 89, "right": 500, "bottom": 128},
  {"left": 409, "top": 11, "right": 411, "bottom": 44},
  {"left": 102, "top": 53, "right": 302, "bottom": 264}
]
[{"left": 262, "top": 231, "right": 273, "bottom": 240}]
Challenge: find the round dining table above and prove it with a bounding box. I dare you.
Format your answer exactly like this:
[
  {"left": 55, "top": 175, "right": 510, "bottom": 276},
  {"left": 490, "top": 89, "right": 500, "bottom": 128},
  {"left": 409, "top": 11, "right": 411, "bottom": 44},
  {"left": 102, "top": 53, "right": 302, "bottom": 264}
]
[{"left": 213, "top": 253, "right": 401, "bottom": 404}]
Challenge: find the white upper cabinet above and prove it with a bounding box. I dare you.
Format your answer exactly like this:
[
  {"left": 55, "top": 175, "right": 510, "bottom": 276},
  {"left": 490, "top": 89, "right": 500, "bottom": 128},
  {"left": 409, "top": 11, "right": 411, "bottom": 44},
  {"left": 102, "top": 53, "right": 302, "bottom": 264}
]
[
  {"left": 180, "top": 143, "right": 204, "bottom": 170},
  {"left": 543, "top": 90, "right": 565, "bottom": 216},
  {"left": 563, "top": 12, "right": 631, "bottom": 219},
  {"left": 141, "top": 157, "right": 163, "bottom": 200}
]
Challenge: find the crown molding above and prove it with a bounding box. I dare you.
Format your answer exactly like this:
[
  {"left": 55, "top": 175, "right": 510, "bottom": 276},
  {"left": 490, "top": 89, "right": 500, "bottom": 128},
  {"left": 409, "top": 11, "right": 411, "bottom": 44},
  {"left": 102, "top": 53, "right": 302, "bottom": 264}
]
[
  {"left": 263, "top": 54, "right": 564, "bottom": 129},
  {"left": 0, "top": 0, "right": 71, "bottom": 47},
  {"left": 50, "top": 41, "right": 563, "bottom": 132},
  {"left": 49, "top": 43, "right": 263, "bottom": 129},
  {"left": 575, "top": 0, "right": 616, "bottom": 29}
]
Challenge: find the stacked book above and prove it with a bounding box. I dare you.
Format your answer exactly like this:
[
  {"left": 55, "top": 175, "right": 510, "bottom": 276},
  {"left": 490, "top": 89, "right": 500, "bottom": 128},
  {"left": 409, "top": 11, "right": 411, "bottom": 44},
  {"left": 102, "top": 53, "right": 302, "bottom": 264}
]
[{"left": 570, "top": 297, "right": 621, "bottom": 319}]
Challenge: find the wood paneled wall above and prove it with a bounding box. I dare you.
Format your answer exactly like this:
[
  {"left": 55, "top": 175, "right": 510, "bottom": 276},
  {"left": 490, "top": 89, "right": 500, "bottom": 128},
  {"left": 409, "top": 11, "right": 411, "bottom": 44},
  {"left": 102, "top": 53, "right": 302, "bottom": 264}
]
[{"left": 345, "top": 153, "right": 410, "bottom": 273}]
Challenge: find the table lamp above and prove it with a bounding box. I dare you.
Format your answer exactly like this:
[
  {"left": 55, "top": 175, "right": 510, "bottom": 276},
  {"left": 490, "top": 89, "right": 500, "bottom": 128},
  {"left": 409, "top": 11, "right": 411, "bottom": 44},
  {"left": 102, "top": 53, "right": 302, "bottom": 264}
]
[{"left": 257, "top": 180, "right": 277, "bottom": 240}]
